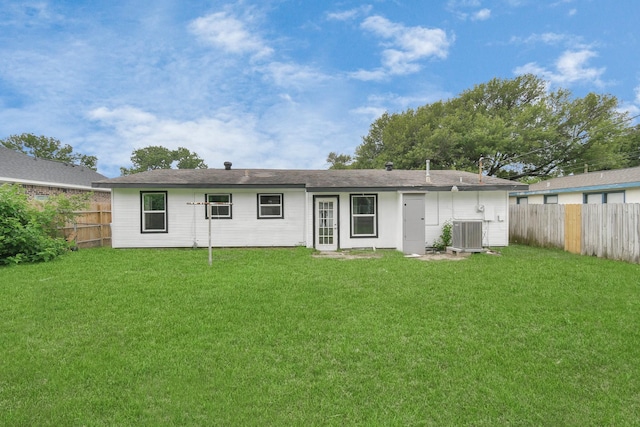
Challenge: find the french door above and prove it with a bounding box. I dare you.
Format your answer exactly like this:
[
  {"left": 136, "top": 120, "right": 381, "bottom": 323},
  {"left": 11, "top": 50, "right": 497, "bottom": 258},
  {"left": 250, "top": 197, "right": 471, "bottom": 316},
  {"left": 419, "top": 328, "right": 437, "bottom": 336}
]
[{"left": 315, "top": 197, "right": 338, "bottom": 251}]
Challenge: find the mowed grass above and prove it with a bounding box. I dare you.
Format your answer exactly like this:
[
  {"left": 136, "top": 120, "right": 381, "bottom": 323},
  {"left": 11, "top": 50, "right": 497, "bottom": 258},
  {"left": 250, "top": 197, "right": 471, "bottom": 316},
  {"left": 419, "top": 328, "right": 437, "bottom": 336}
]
[{"left": 1, "top": 246, "right": 639, "bottom": 426}]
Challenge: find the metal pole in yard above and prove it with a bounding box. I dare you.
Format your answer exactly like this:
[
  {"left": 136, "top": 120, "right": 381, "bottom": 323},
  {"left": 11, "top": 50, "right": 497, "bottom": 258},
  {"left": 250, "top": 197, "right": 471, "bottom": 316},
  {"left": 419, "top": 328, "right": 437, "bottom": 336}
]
[
  {"left": 187, "top": 201, "right": 232, "bottom": 266},
  {"left": 208, "top": 209, "right": 212, "bottom": 266}
]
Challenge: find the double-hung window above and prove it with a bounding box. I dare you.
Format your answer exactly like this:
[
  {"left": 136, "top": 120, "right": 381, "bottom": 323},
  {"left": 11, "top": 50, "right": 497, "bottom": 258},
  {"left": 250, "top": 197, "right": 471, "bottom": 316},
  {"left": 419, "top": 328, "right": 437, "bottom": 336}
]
[
  {"left": 351, "top": 194, "right": 377, "bottom": 237},
  {"left": 258, "top": 194, "right": 283, "bottom": 218},
  {"left": 206, "top": 194, "right": 232, "bottom": 219},
  {"left": 141, "top": 191, "right": 167, "bottom": 233}
]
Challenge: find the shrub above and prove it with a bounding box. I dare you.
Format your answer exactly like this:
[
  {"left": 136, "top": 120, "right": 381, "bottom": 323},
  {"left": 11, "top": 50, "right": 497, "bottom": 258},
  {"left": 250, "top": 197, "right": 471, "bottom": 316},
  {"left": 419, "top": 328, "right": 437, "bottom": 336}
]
[
  {"left": 0, "top": 184, "right": 89, "bottom": 265},
  {"left": 432, "top": 220, "right": 452, "bottom": 251}
]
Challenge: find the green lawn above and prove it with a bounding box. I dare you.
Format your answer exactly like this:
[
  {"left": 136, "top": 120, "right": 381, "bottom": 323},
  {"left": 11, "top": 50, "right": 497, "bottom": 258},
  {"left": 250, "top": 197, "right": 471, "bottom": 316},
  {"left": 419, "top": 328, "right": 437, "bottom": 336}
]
[{"left": 1, "top": 246, "right": 639, "bottom": 426}]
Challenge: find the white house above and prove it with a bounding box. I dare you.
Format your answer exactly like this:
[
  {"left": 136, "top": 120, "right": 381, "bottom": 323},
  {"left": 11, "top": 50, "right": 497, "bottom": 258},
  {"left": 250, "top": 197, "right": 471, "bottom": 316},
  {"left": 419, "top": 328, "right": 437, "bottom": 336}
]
[
  {"left": 93, "top": 164, "right": 527, "bottom": 254},
  {"left": 509, "top": 166, "right": 640, "bottom": 205}
]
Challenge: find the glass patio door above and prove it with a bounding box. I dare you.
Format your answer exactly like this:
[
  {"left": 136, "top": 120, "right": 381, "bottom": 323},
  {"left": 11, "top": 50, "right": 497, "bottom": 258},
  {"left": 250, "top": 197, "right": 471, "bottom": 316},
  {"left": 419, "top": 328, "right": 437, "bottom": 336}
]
[{"left": 316, "top": 197, "right": 338, "bottom": 251}]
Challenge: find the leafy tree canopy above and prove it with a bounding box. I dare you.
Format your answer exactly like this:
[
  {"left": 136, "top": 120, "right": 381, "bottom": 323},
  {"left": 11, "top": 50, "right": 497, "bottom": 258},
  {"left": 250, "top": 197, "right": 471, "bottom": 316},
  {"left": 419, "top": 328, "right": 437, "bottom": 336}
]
[
  {"left": 329, "top": 74, "right": 636, "bottom": 180},
  {"left": 120, "top": 146, "right": 208, "bottom": 175},
  {"left": 1, "top": 133, "right": 98, "bottom": 170}
]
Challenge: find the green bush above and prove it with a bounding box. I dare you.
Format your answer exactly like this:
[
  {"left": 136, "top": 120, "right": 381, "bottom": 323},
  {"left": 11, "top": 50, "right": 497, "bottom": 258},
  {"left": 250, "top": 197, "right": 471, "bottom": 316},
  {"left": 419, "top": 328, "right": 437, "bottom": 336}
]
[
  {"left": 0, "top": 184, "right": 89, "bottom": 265},
  {"left": 432, "top": 220, "right": 452, "bottom": 251}
]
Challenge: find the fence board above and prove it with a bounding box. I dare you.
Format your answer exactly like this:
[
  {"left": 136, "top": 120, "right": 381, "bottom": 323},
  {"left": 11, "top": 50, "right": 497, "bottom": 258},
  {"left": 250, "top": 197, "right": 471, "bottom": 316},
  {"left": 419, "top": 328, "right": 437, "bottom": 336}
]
[
  {"left": 564, "top": 204, "right": 581, "bottom": 254},
  {"left": 62, "top": 203, "right": 112, "bottom": 248},
  {"left": 511, "top": 204, "right": 640, "bottom": 264}
]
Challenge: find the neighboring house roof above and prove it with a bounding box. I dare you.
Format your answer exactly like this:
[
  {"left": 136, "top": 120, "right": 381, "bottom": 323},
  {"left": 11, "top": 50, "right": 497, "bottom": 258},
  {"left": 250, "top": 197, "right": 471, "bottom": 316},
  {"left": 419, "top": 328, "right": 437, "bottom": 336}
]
[
  {"left": 93, "top": 167, "right": 527, "bottom": 192},
  {"left": 0, "top": 146, "right": 109, "bottom": 191},
  {"left": 510, "top": 166, "right": 640, "bottom": 197}
]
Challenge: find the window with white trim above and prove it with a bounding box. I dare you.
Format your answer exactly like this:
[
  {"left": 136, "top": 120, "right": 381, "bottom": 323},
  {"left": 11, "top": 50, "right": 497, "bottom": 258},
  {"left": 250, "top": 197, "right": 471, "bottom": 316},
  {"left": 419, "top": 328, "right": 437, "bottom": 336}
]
[
  {"left": 258, "top": 194, "right": 283, "bottom": 218},
  {"left": 141, "top": 191, "right": 167, "bottom": 232},
  {"left": 351, "top": 194, "right": 377, "bottom": 237},
  {"left": 206, "top": 194, "right": 232, "bottom": 219}
]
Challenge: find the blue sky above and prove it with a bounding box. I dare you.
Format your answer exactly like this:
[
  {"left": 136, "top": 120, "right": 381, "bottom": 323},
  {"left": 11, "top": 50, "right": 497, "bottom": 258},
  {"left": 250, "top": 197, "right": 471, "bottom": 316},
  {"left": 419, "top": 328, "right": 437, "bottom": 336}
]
[{"left": 1, "top": 0, "right": 639, "bottom": 178}]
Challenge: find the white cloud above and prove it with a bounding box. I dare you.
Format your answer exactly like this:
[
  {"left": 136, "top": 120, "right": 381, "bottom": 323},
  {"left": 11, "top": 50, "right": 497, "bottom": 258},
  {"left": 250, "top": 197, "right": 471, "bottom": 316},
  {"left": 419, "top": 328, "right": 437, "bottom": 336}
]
[
  {"left": 86, "top": 93, "right": 370, "bottom": 175},
  {"left": 447, "top": 0, "right": 481, "bottom": 8},
  {"left": 260, "top": 61, "right": 331, "bottom": 89},
  {"left": 514, "top": 49, "right": 605, "bottom": 87},
  {"left": 88, "top": 105, "right": 272, "bottom": 172},
  {"left": 355, "top": 15, "right": 452, "bottom": 79},
  {"left": 326, "top": 5, "right": 373, "bottom": 21},
  {"left": 348, "top": 68, "right": 388, "bottom": 82},
  {"left": 447, "top": 1, "right": 491, "bottom": 20},
  {"left": 510, "top": 32, "right": 587, "bottom": 48},
  {"left": 471, "top": 8, "right": 491, "bottom": 21},
  {"left": 189, "top": 11, "right": 273, "bottom": 58}
]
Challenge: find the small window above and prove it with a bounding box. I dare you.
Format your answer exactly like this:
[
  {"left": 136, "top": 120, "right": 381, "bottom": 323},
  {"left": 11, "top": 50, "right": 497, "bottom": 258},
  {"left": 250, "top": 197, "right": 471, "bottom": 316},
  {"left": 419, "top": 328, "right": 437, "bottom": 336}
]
[
  {"left": 34, "top": 195, "right": 49, "bottom": 202},
  {"left": 544, "top": 195, "right": 558, "bottom": 204},
  {"left": 258, "top": 194, "right": 283, "bottom": 218},
  {"left": 605, "top": 192, "right": 625, "bottom": 204},
  {"left": 141, "top": 192, "right": 167, "bottom": 232},
  {"left": 584, "top": 193, "right": 603, "bottom": 204},
  {"left": 517, "top": 197, "right": 528, "bottom": 205},
  {"left": 351, "top": 194, "right": 377, "bottom": 237},
  {"left": 206, "top": 194, "right": 232, "bottom": 219}
]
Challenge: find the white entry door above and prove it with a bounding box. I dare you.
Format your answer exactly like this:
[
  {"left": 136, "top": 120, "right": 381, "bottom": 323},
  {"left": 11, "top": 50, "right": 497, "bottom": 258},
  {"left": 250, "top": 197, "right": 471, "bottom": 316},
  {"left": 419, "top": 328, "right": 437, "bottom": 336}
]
[{"left": 315, "top": 197, "right": 338, "bottom": 251}]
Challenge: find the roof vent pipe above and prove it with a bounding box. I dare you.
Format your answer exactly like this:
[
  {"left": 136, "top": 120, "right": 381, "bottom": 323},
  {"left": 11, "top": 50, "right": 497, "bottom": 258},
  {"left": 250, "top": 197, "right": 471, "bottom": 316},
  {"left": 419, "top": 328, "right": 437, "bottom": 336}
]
[
  {"left": 224, "top": 161, "right": 232, "bottom": 170},
  {"left": 426, "top": 160, "right": 431, "bottom": 183},
  {"left": 385, "top": 162, "right": 393, "bottom": 171}
]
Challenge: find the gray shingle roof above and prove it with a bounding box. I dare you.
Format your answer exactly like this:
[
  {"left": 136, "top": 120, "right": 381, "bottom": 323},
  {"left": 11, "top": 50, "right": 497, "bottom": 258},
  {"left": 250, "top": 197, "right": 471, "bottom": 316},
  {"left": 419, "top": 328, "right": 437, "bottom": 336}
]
[
  {"left": 92, "top": 167, "right": 527, "bottom": 192},
  {"left": 0, "top": 146, "right": 109, "bottom": 189},
  {"left": 514, "top": 166, "right": 640, "bottom": 195}
]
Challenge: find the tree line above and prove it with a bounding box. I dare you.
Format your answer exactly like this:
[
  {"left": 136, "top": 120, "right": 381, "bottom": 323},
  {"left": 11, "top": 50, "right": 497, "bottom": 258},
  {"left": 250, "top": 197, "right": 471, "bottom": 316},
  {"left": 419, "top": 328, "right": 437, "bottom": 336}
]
[
  {"left": 0, "top": 134, "right": 207, "bottom": 175},
  {"left": 328, "top": 74, "right": 640, "bottom": 180}
]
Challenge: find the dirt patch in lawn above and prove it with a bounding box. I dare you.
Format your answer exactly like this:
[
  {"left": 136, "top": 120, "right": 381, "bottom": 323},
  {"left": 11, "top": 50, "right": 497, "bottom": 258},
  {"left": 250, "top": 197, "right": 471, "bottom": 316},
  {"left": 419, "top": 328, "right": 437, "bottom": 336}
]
[
  {"left": 312, "top": 250, "right": 475, "bottom": 261},
  {"left": 313, "top": 250, "right": 384, "bottom": 260}
]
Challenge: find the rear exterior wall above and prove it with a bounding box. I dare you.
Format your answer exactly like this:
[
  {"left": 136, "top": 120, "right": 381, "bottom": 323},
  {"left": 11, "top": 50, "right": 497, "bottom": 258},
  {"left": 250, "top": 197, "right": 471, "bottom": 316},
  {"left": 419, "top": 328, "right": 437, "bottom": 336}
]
[{"left": 110, "top": 188, "right": 306, "bottom": 248}]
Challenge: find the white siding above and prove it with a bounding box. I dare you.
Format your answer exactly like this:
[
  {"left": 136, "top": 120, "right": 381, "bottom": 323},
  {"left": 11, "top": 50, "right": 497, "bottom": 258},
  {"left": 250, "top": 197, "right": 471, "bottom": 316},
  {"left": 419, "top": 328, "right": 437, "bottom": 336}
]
[
  {"left": 513, "top": 187, "right": 640, "bottom": 205},
  {"left": 626, "top": 188, "right": 640, "bottom": 203},
  {"left": 305, "top": 191, "right": 400, "bottom": 250},
  {"left": 112, "top": 187, "right": 512, "bottom": 249},
  {"left": 425, "top": 191, "right": 509, "bottom": 247},
  {"left": 111, "top": 188, "right": 306, "bottom": 248},
  {"left": 558, "top": 193, "right": 583, "bottom": 204}
]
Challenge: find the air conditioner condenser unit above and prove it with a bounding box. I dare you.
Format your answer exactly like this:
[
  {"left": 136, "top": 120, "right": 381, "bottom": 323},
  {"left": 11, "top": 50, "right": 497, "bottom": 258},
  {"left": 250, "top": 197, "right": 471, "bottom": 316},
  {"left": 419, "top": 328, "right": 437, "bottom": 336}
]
[{"left": 450, "top": 221, "right": 483, "bottom": 252}]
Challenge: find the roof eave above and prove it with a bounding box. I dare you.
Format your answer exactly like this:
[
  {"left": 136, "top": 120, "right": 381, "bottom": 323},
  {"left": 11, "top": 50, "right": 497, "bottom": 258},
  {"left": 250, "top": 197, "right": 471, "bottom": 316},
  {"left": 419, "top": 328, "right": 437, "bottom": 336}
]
[
  {"left": 92, "top": 182, "right": 307, "bottom": 189},
  {"left": 2, "top": 177, "right": 110, "bottom": 192},
  {"left": 510, "top": 181, "right": 640, "bottom": 197}
]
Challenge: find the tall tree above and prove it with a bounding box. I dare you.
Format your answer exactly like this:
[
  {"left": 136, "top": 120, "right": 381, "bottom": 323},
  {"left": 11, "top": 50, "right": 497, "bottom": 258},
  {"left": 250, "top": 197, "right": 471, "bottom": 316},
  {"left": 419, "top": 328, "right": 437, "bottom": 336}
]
[
  {"left": 1, "top": 133, "right": 98, "bottom": 170},
  {"left": 331, "top": 75, "right": 631, "bottom": 180},
  {"left": 120, "top": 146, "right": 208, "bottom": 175}
]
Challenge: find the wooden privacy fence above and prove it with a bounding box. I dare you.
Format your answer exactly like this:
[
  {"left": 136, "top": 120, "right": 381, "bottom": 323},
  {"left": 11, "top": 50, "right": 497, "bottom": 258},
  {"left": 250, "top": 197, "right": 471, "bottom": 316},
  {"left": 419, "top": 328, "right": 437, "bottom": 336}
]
[
  {"left": 510, "top": 204, "right": 640, "bottom": 264},
  {"left": 62, "top": 203, "right": 112, "bottom": 248}
]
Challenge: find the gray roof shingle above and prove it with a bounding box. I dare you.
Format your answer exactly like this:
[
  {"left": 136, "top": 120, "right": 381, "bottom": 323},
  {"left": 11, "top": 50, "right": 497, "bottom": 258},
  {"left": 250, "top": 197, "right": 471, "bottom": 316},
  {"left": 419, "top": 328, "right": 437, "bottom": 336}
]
[
  {"left": 93, "top": 167, "right": 527, "bottom": 192},
  {"left": 0, "top": 146, "right": 108, "bottom": 189},
  {"left": 515, "top": 166, "right": 640, "bottom": 195}
]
